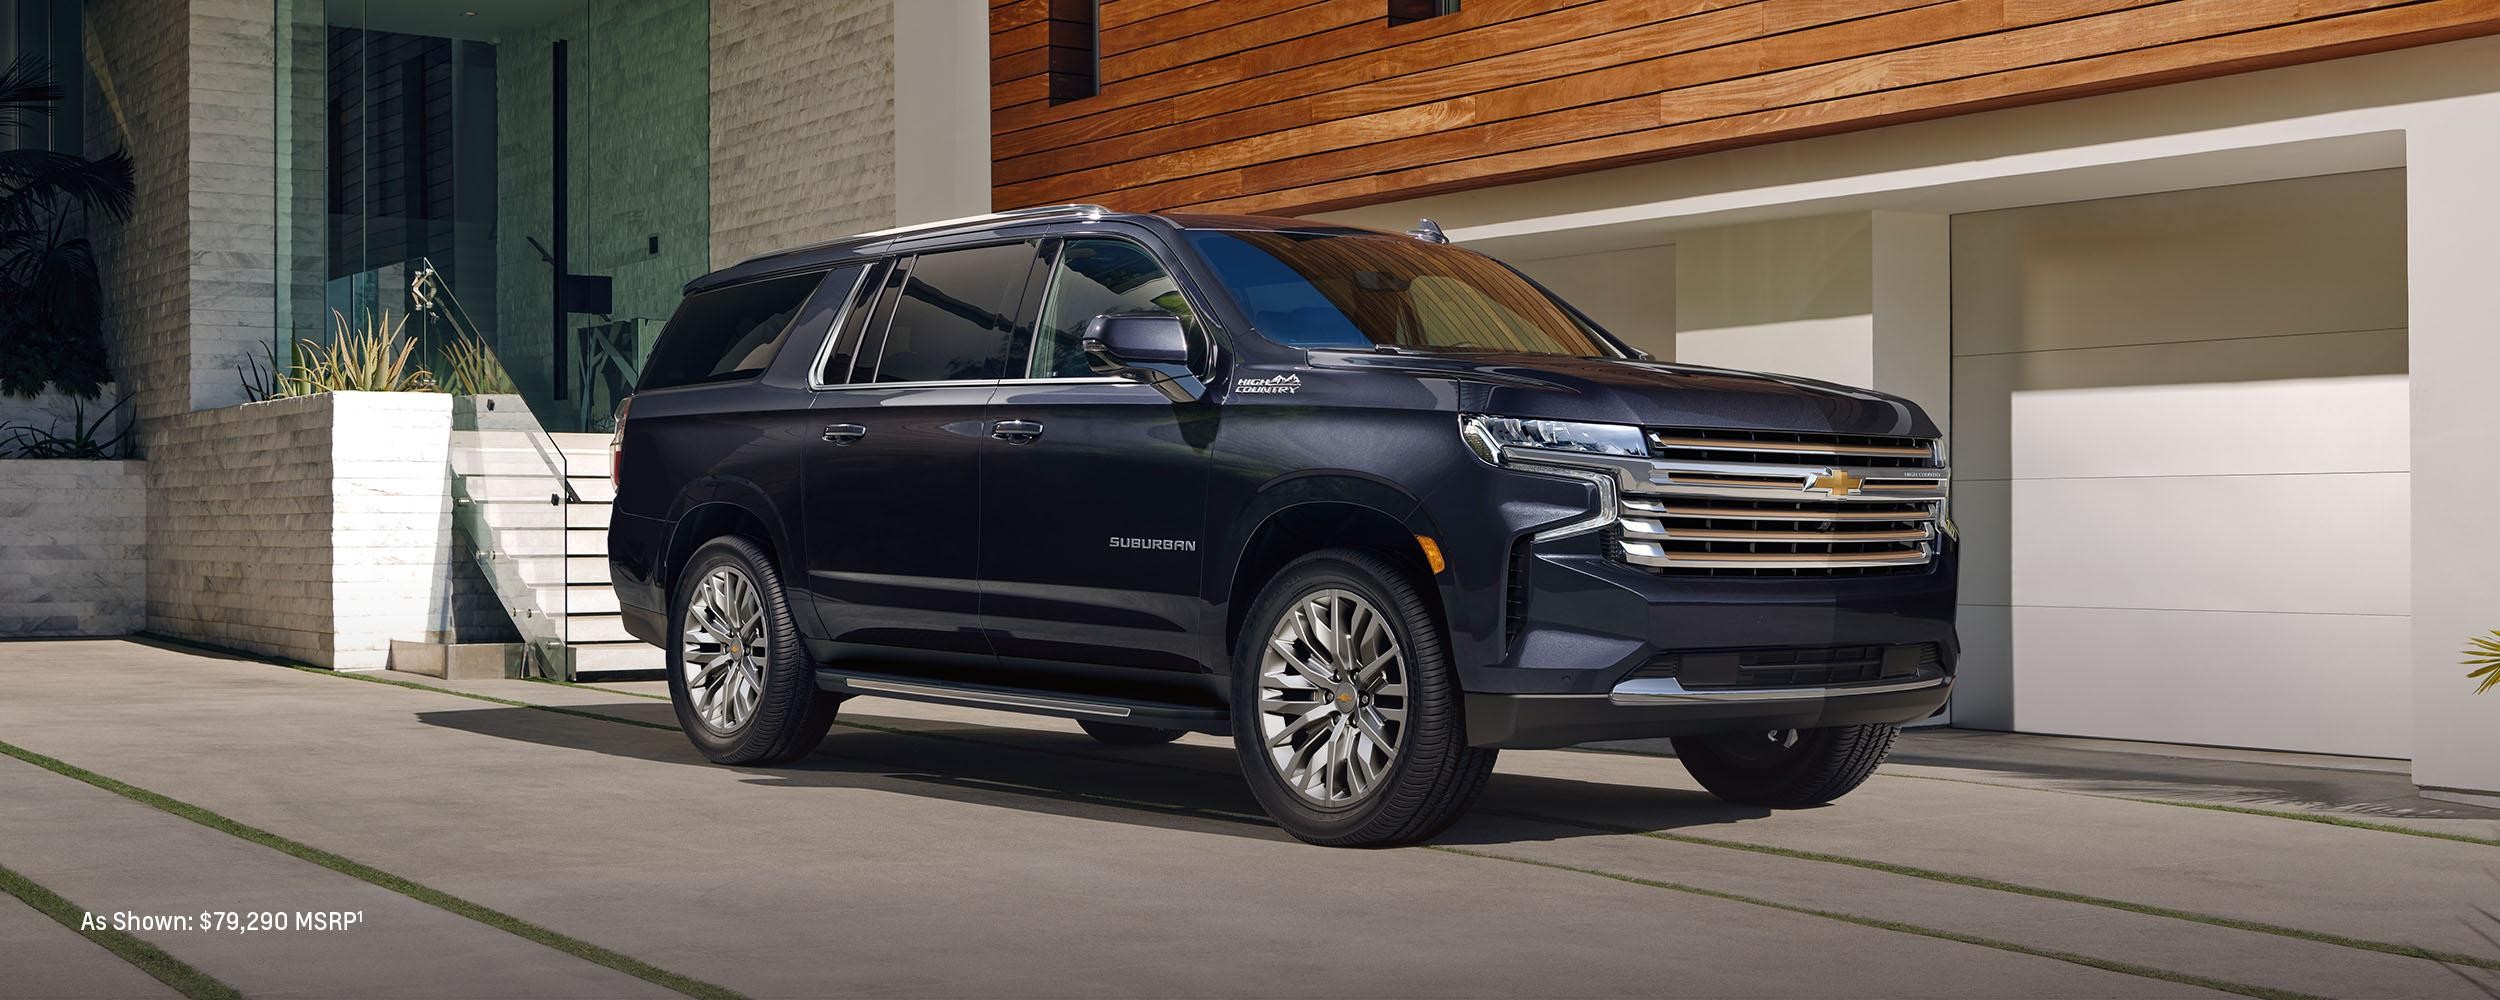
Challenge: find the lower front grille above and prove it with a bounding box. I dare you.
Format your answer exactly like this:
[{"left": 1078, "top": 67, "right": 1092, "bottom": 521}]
[{"left": 1635, "top": 643, "right": 1942, "bottom": 689}]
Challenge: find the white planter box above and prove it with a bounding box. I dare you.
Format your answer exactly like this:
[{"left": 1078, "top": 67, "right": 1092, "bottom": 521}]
[{"left": 146, "top": 392, "right": 456, "bottom": 669}]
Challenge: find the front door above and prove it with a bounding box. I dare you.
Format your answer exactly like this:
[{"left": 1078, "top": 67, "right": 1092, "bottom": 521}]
[
  {"left": 804, "top": 242, "right": 1039, "bottom": 670},
  {"left": 979, "top": 238, "right": 1218, "bottom": 701}
]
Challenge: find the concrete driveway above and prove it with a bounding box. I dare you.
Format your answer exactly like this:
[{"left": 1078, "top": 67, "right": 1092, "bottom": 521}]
[{"left": 3, "top": 638, "right": 2497, "bottom": 999}]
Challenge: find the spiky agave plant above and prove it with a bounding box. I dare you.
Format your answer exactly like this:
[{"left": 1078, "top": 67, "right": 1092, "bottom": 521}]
[
  {"left": 278, "top": 310, "right": 435, "bottom": 396},
  {"left": 2467, "top": 631, "right": 2500, "bottom": 695},
  {"left": 440, "top": 332, "right": 516, "bottom": 395},
  {"left": 0, "top": 56, "right": 135, "bottom": 399}
]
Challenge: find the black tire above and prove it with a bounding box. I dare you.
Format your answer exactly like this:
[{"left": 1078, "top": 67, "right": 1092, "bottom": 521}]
[
  {"left": 1672, "top": 723, "right": 1898, "bottom": 807},
  {"left": 1230, "top": 548, "right": 1497, "bottom": 847},
  {"left": 666, "top": 536, "right": 842, "bottom": 765},
  {"left": 1076, "top": 719, "right": 1186, "bottom": 746}
]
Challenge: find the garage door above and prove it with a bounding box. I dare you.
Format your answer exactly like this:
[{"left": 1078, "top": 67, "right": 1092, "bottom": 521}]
[{"left": 1947, "top": 170, "right": 2410, "bottom": 758}]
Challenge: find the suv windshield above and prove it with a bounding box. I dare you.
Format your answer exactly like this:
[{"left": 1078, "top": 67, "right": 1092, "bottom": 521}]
[{"left": 1183, "top": 230, "right": 1620, "bottom": 357}]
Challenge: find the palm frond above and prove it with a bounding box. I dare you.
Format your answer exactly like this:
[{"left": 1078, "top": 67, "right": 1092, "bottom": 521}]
[
  {"left": 0, "top": 148, "right": 135, "bottom": 223},
  {"left": 2466, "top": 631, "right": 2500, "bottom": 696},
  {"left": 0, "top": 56, "right": 63, "bottom": 134}
]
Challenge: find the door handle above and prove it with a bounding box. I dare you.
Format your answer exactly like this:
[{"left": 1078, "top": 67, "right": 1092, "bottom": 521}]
[
  {"left": 821, "top": 423, "right": 867, "bottom": 445},
  {"left": 991, "top": 419, "right": 1045, "bottom": 444}
]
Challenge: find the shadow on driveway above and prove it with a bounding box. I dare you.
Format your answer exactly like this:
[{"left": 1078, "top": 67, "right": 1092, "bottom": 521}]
[{"left": 415, "top": 703, "right": 1772, "bottom": 845}]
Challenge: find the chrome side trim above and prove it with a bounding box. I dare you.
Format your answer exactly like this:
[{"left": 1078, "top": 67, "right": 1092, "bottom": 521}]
[
  {"left": 841, "top": 676, "right": 1134, "bottom": 718},
  {"left": 805, "top": 265, "right": 878, "bottom": 391},
  {"left": 1608, "top": 675, "right": 1948, "bottom": 705}
]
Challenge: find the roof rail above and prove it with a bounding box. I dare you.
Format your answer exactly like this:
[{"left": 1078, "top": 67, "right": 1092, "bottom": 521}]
[
  {"left": 852, "top": 203, "right": 1112, "bottom": 243},
  {"left": 725, "top": 204, "right": 1114, "bottom": 272}
]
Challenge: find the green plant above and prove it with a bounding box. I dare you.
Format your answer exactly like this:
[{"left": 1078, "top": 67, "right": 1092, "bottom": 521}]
[
  {"left": 0, "top": 57, "right": 135, "bottom": 399},
  {"left": 441, "top": 332, "right": 516, "bottom": 395},
  {"left": 2467, "top": 631, "right": 2500, "bottom": 695},
  {"left": 0, "top": 392, "right": 128, "bottom": 458},
  {"left": 278, "top": 310, "right": 435, "bottom": 396}
]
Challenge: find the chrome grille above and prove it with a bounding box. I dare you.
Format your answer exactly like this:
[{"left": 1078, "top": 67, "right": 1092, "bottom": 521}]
[{"left": 1616, "top": 427, "right": 1946, "bottom": 575}]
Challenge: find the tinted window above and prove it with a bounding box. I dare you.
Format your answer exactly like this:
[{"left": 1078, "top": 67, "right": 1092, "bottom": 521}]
[
  {"left": 869, "top": 243, "right": 1036, "bottom": 384},
  {"left": 815, "top": 260, "right": 894, "bottom": 385},
  {"left": 1183, "top": 231, "right": 1618, "bottom": 358},
  {"left": 640, "top": 272, "right": 825, "bottom": 390},
  {"left": 1032, "top": 239, "right": 1195, "bottom": 379}
]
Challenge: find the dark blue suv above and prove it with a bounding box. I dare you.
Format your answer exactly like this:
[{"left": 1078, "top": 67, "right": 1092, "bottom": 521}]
[{"left": 608, "top": 205, "right": 1956, "bottom": 847}]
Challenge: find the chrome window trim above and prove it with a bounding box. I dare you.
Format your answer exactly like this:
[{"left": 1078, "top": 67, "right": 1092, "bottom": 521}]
[
  {"left": 1024, "top": 233, "right": 1216, "bottom": 383},
  {"left": 804, "top": 264, "right": 879, "bottom": 391},
  {"left": 1608, "top": 674, "right": 1948, "bottom": 705}
]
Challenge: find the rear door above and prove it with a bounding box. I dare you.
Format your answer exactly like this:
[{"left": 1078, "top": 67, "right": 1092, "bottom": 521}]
[
  {"left": 978, "top": 237, "right": 1220, "bottom": 700},
  {"left": 803, "top": 241, "right": 1040, "bottom": 671}
]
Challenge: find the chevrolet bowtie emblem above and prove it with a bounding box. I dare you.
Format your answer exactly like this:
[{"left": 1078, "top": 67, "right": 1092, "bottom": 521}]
[{"left": 1808, "top": 469, "right": 1864, "bottom": 497}]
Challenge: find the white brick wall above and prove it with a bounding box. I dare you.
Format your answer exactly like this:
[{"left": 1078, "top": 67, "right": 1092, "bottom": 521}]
[
  {"left": 0, "top": 460, "right": 146, "bottom": 636},
  {"left": 710, "top": 0, "right": 899, "bottom": 266},
  {"left": 147, "top": 392, "right": 456, "bottom": 669}
]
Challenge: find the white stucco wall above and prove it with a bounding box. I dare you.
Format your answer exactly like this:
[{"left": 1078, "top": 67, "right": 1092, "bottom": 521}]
[{"left": 1319, "top": 35, "right": 2500, "bottom": 792}]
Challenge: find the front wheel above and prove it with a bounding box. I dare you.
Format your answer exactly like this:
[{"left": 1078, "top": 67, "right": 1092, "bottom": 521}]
[
  {"left": 666, "top": 536, "right": 842, "bottom": 765},
  {"left": 1671, "top": 723, "right": 1898, "bottom": 807},
  {"left": 1231, "top": 549, "right": 1497, "bottom": 847}
]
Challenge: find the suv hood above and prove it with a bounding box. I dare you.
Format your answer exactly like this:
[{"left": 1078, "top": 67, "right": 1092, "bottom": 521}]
[{"left": 1308, "top": 351, "right": 1939, "bottom": 438}]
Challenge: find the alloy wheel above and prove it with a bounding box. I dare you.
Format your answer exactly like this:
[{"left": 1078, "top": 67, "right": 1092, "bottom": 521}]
[
  {"left": 680, "top": 565, "right": 767, "bottom": 735},
  {"left": 1256, "top": 588, "right": 1409, "bottom": 805}
]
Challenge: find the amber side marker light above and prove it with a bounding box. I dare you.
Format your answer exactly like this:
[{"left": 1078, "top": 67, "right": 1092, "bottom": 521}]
[{"left": 1414, "top": 535, "right": 1446, "bottom": 574}]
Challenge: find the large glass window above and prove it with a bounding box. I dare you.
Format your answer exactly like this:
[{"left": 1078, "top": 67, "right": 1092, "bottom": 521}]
[
  {"left": 274, "top": 0, "right": 711, "bottom": 431},
  {"left": 1032, "top": 240, "right": 1193, "bottom": 379},
  {"left": 869, "top": 244, "right": 1036, "bottom": 384},
  {"left": 1183, "top": 231, "right": 1619, "bottom": 358}
]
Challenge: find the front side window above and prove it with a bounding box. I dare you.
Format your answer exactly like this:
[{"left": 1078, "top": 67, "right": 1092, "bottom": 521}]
[
  {"left": 869, "top": 243, "right": 1038, "bottom": 384},
  {"left": 1032, "top": 239, "right": 1195, "bottom": 379},
  {"left": 1182, "top": 230, "right": 1618, "bottom": 358},
  {"left": 640, "top": 271, "right": 826, "bottom": 390}
]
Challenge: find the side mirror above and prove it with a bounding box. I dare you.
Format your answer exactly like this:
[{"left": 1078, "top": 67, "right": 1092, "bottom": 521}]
[{"left": 1082, "top": 311, "right": 1204, "bottom": 403}]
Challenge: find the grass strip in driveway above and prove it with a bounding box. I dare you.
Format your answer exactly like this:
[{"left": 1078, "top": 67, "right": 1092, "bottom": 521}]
[
  {"left": 1426, "top": 847, "right": 2328, "bottom": 1000},
  {"left": 0, "top": 738, "right": 742, "bottom": 1000},
  {"left": 293, "top": 661, "right": 2500, "bottom": 977},
  {"left": 0, "top": 862, "right": 242, "bottom": 1000},
  {"left": 1576, "top": 743, "right": 2500, "bottom": 849}
]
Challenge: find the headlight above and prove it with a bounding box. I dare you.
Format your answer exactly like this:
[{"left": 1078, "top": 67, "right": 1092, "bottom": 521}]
[
  {"left": 1459, "top": 415, "right": 1640, "bottom": 542},
  {"left": 1459, "top": 415, "right": 1647, "bottom": 465}
]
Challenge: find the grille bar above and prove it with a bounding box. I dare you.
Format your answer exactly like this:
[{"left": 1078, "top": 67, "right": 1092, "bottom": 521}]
[{"left": 1614, "top": 426, "right": 1947, "bottom": 575}]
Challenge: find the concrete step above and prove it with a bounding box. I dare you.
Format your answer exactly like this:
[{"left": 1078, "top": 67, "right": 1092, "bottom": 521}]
[
  {"left": 469, "top": 500, "right": 567, "bottom": 533},
  {"left": 567, "top": 502, "right": 609, "bottom": 529},
  {"left": 459, "top": 475, "right": 573, "bottom": 504},
  {"left": 567, "top": 476, "right": 616, "bottom": 504},
  {"left": 559, "top": 584, "right": 619, "bottom": 615},
  {"left": 568, "top": 528, "right": 607, "bottom": 556},
  {"left": 570, "top": 641, "right": 662, "bottom": 675},
  {"left": 567, "top": 555, "right": 610, "bottom": 584},
  {"left": 450, "top": 448, "right": 572, "bottom": 477},
  {"left": 567, "top": 614, "right": 635, "bottom": 643}
]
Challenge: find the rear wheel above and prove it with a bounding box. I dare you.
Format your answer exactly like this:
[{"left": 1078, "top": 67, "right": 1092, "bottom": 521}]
[
  {"left": 666, "top": 536, "right": 841, "bottom": 765},
  {"left": 1672, "top": 723, "right": 1898, "bottom": 807},
  {"left": 1231, "top": 549, "right": 1496, "bottom": 847},
  {"left": 1076, "top": 720, "right": 1186, "bottom": 746}
]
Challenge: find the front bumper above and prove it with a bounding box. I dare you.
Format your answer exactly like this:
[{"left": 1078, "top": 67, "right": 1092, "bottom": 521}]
[
  {"left": 1457, "top": 536, "right": 1959, "bottom": 749},
  {"left": 1467, "top": 675, "right": 1950, "bottom": 749}
]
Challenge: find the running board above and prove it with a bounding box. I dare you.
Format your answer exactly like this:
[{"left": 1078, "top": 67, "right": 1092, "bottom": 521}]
[{"left": 814, "top": 669, "right": 1231, "bottom": 735}]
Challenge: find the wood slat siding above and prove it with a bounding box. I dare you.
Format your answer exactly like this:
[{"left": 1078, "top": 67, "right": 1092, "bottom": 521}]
[{"left": 989, "top": 0, "right": 2500, "bottom": 215}]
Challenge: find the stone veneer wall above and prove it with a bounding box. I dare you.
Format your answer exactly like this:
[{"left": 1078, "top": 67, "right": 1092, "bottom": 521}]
[
  {"left": 709, "top": 0, "right": 898, "bottom": 267},
  {"left": 0, "top": 460, "right": 146, "bottom": 636},
  {"left": 147, "top": 393, "right": 457, "bottom": 669},
  {"left": 84, "top": 0, "right": 278, "bottom": 435}
]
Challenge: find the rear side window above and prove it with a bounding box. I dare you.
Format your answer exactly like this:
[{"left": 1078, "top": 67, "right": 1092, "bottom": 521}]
[
  {"left": 868, "top": 243, "right": 1037, "bottom": 384},
  {"left": 640, "top": 271, "right": 826, "bottom": 390}
]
